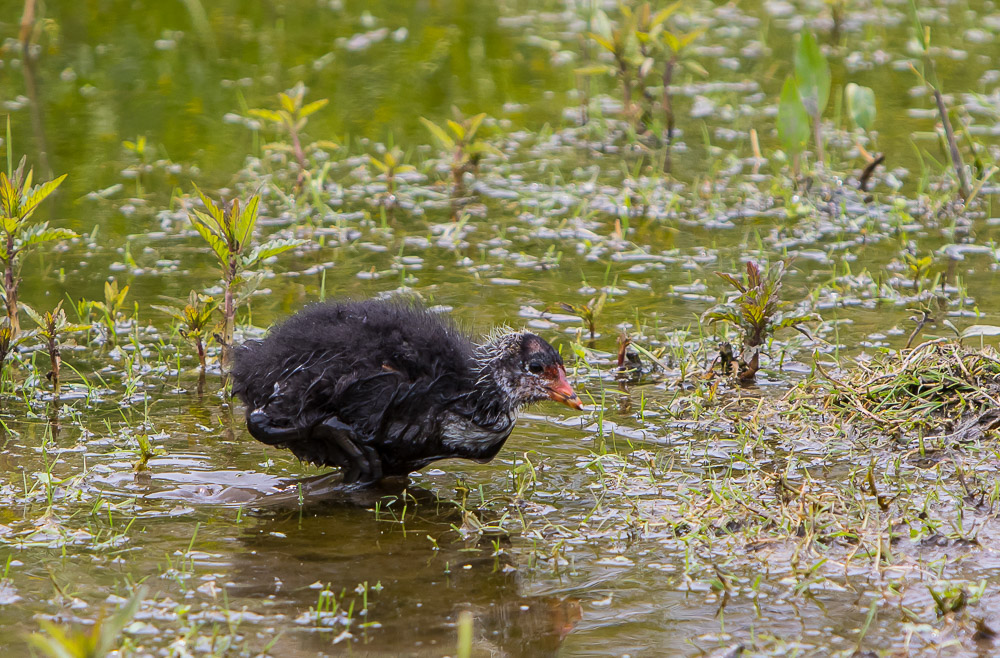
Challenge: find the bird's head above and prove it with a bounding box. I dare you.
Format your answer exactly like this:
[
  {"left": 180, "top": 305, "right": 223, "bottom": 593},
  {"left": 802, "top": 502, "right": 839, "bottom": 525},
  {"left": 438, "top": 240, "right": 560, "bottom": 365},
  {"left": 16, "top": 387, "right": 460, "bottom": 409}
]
[{"left": 476, "top": 330, "right": 583, "bottom": 411}]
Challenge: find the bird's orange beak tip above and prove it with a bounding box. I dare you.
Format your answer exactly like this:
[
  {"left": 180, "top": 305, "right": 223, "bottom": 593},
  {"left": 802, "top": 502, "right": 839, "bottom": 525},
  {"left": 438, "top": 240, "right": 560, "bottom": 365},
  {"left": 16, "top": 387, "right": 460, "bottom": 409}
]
[{"left": 547, "top": 366, "right": 584, "bottom": 411}]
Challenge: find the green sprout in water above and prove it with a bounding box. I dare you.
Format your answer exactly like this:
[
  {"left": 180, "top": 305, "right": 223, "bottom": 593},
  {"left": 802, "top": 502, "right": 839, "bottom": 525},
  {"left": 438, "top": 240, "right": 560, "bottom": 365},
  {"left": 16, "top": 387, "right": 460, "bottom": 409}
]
[
  {"left": 249, "top": 83, "right": 335, "bottom": 189},
  {"left": 121, "top": 135, "right": 149, "bottom": 196},
  {"left": 89, "top": 279, "right": 130, "bottom": 346},
  {"left": 152, "top": 290, "right": 218, "bottom": 371},
  {"left": 187, "top": 187, "right": 305, "bottom": 370},
  {"left": 581, "top": 2, "right": 704, "bottom": 146},
  {"left": 702, "top": 260, "right": 816, "bottom": 381},
  {"left": 368, "top": 145, "right": 415, "bottom": 206},
  {"left": 559, "top": 291, "right": 607, "bottom": 341},
  {"left": 0, "top": 152, "right": 73, "bottom": 341},
  {"left": 775, "top": 30, "right": 830, "bottom": 177},
  {"left": 23, "top": 301, "right": 90, "bottom": 399},
  {"left": 420, "top": 111, "right": 500, "bottom": 198},
  {"left": 28, "top": 586, "right": 145, "bottom": 658}
]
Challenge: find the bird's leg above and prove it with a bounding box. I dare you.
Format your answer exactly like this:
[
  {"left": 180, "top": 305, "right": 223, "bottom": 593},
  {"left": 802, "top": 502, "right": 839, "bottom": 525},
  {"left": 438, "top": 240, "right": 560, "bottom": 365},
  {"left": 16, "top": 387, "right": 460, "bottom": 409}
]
[
  {"left": 360, "top": 445, "right": 383, "bottom": 482},
  {"left": 312, "top": 417, "right": 380, "bottom": 485},
  {"left": 246, "top": 410, "right": 309, "bottom": 445}
]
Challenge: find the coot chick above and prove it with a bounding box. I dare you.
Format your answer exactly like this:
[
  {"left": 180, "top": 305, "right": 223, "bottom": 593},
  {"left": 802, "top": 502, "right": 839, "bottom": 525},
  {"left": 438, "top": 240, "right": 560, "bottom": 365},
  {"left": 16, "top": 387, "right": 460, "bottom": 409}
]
[{"left": 231, "top": 299, "right": 582, "bottom": 485}]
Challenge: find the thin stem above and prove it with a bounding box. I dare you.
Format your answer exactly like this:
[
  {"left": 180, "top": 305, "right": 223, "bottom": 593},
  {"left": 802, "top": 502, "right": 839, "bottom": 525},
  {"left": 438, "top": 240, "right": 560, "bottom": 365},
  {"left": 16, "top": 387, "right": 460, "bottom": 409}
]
[
  {"left": 4, "top": 243, "right": 19, "bottom": 338},
  {"left": 932, "top": 87, "right": 970, "bottom": 200}
]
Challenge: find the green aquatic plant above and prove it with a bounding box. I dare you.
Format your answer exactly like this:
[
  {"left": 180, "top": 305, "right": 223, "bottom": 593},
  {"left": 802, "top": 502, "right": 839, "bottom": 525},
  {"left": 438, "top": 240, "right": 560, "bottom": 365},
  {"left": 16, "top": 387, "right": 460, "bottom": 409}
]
[
  {"left": 152, "top": 290, "right": 218, "bottom": 371},
  {"left": 777, "top": 76, "right": 810, "bottom": 177},
  {"left": 89, "top": 279, "right": 130, "bottom": 345},
  {"left": 187, "top": 188, "right": 304, "bottom": 369},
  {"left": 655, "top": 13, "right": 705, "bottom": 145},
  {"left": 249, "top": 83, "right": 335, "bottom": 188},
  {"left": 23, "top": 301, "right": 90, "bottom": 398},
  {"left": 775, "top": 30, "right": 831, "bottom": 174},
  {"left": 28, "top": 586, "right": 144, "bottom": 658},
  {"left": 907, "top": 0, "right": 969, "bottom": 201},
  {"left": 846, "top": 83, "right": 876, "bottom": 136},
  {"left": 559, "top": 292, "right": 607, "bottom": 341},
  {"left": 584, "top": 5, "right": 643, "bottom": 124},
  {"left": 368, "top": 145, "right": 415, "bottom": 203},
  {"left": 121, "top": 135, "right": 149, "bottom": 197},
  {"left": 703, "top": 260, "right": 816, "bottom": 380},
  {"left": 903, "top": 252, "right": 934, "bottom": 291},
  {"left": 794, "top": 30, "right": 830, "bottom": 164},
  {"left": 581, "top": 2, "right": 704, "bottom": 142},
  {"left": 0, "top": 149, "right": 72, "bottom": 341},
  {"left": 420, "top": 111, "right": 499, "bottom": 196}
]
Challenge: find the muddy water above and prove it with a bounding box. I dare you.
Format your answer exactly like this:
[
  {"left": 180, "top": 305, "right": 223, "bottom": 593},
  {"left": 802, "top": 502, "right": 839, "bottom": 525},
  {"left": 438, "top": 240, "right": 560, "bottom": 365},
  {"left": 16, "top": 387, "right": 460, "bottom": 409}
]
[{"left": 3, "top": 0, "right": 1000, "bottom": 655}]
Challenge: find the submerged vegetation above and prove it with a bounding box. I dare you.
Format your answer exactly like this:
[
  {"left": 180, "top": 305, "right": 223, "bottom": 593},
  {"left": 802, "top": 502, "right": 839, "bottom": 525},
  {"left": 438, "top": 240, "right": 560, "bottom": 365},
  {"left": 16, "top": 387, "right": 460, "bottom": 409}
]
[{"left": 2, "top": 0, "right": 1000, "bottom": 655}]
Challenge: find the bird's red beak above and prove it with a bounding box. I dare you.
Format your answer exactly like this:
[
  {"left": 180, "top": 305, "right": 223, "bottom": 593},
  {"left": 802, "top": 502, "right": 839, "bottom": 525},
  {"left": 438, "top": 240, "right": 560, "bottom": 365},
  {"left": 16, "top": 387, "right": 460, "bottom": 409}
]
[{"left": 546, "top": 365, "right": 583, "bottom": 410}]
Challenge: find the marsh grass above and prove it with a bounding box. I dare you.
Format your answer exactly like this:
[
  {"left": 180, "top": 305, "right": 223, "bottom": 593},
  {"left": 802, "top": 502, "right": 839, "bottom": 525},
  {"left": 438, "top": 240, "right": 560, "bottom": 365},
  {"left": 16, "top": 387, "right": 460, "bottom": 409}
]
[{"left": 6, "top": 1, "right": 1000, "bottom": 655}]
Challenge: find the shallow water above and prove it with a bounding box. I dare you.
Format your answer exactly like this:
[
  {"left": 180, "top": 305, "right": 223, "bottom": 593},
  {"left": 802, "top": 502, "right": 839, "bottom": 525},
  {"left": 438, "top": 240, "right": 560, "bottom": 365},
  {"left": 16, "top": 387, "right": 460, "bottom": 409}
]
[{"left": 3, "top": 0, "right": 1000, "bottom": 655}]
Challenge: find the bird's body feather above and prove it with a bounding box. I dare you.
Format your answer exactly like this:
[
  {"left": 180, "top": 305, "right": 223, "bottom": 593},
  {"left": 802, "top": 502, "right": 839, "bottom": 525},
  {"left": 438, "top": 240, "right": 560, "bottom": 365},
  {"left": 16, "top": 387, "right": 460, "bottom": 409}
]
[{"left": 231, "top": 300, "right": 518, "bottom": 478}]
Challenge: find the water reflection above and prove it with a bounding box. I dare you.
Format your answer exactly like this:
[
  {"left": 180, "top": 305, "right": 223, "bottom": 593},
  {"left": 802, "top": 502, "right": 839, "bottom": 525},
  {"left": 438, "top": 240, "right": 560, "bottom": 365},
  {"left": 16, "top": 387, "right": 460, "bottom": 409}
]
[{"left": 226, "top": 485, "right": 581, "bottom": 656}]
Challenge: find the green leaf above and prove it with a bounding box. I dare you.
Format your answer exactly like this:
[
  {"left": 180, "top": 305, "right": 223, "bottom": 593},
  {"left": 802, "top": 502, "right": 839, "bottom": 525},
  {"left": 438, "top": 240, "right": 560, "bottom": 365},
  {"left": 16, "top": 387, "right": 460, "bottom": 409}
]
[
  {"left": 573, "top": 65, "right": 615, "bottom": 76},
  {"left": 680, "top": 28, "right": 706, "bottom": 49},
  {"left": 191, "top": 213, "right": 229, "bottom": 263},
  {"left": 20, "top": 224, "right": 77, "bottom": 249},
  {"left": 587, "top": 32, "right": 616, "bottom": 54},
  {"left": 464, "top": 142, "right": 504, "bottom": 158},
  {"left": 151, "top": 304, "right": 186, "bottom": 322},
  {"left": 961, "top": 324, "right": 1000, "bottom": 338},
  {"left": 0, "top": 173, "right": 19, "bottom": 220},
  {"left": 243, "top": 238, "right": 306, "bottom": 267},
  {"left": 298, "top": 98, "right": 328, "bottom": 118},
  {"left": 420, "top": 118, "right": 455, "bottom": 150},
  {"left": 192, "top": 185, "right": 224, "bottom": 225},
  {"left": 715, "top": 271, "right": 747, "bottom": 293},
  {"left": 650, "top": 2, "right": 682, "bottom": 29},
  {"left": 777, "top": 76, "right": 810, "bottom": 155},
  {"left": 21, "top": 174, "right": 66, "bottom": 219},
  {"left": 466, "top": 113, "right": 487, "bottom": 139},
  {"left": 447, "top": 119, "right": 465, "bottom": 141},
  {"left": 279, "top": 92, "right": 296, "bottom": 114},
  {"left": 681, "top": 59, "right": 709, "bottom": 77},
  {"left": 846, "top": 83, "right": 877, "bottom": 132},
  {"left": 591, "top": 9, "right": 614, "bottom": 41},
  {"left": 794, "top": 30, "right": 830, "bottom": 118},
  {"left": 369, "top": 155, "right": 388, "bottom": 173},
  {"left": 663, "top": 31, "right": 680, "bottom": 53},
  {"left": 21, "top": 303, "right": 44, "bottom": 328},
  {"left": 236, "top": 194, "right": 260, "bottom": 249},
  {"left": 248, "top": 108, "right": 283, "bottom": 124}
]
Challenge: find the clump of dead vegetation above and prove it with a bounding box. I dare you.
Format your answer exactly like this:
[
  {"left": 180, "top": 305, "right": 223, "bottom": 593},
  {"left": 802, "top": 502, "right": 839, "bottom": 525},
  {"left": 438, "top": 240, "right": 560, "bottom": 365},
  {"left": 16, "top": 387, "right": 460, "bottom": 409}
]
[{"left": 822, "top": 339, "right": 1000, "bottom": 441}]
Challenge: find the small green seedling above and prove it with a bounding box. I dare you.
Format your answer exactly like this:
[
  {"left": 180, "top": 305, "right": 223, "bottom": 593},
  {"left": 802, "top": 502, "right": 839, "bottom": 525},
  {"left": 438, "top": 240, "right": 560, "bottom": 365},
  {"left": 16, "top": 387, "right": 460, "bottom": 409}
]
[
  {"left": 420, "top": 111, "right": 500, "bottom": 196},
  {"left": 559, "top": 291, "right": 607, "bottom": 341},
  {"left": 90, "top": 280, "right": 130, "bottom": 345},
  {"left": 794, "top": 29, "right": 831, "bottom": 163},
  {"left": 152, "top": 290, "right": 218, "bottom": 371},
  {"left": 777, "top": 77, "right": 810, "bottom": 177},
  {"left": 703, "top": 260, "right": 816, "bottom": 380},
  {"left": 249, "top": 83, "right": 336, "bottom": 188},
  {"left": 368, "top": 146, "right": 415, "bottom": 202},
  {"left": 28, "top": 586, "right": 145, "bottom": 658},
  {"left": 23, "top": 301, "right": 91, "bottom": 397},
  {"left": 187, "top": 187, "right": 305, "bottom": 369},
  {"left": 0, "top": 147, "right": 73, "bottom": 340}
]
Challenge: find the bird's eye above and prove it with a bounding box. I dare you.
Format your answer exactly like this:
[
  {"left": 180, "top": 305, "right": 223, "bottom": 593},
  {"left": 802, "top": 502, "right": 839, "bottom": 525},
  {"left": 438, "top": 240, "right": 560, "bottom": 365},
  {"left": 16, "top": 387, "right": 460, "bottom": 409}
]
[{"left": 527, "top": 361, "right": 544, "bottom": 375}]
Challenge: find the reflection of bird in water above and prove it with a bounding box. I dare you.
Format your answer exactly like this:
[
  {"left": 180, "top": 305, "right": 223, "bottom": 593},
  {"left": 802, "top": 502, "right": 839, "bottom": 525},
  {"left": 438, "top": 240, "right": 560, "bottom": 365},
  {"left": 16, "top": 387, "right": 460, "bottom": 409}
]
[
  {"left": 231, "top": 300, "right": 582, "bottom": 485},
  {"left": 222, "top": 487, "right": 581, "bottom": 657},
  {"left": 466, "top": 597, "right": 583, "bottom": 656}
]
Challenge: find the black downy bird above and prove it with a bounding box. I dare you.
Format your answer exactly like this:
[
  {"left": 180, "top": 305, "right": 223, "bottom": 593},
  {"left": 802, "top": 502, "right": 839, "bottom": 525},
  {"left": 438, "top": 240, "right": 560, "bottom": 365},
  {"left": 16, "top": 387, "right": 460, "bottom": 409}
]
[{"left": 231, "top": 299, "right": 583, "bottom": 484}]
